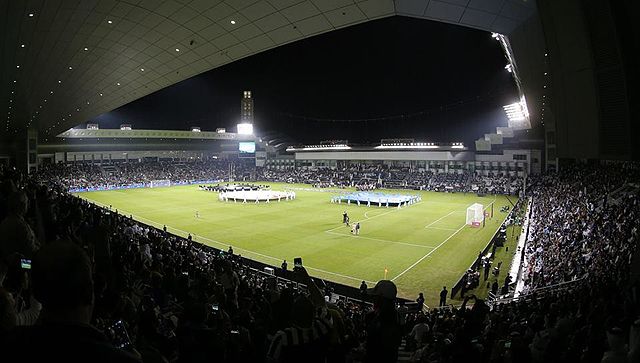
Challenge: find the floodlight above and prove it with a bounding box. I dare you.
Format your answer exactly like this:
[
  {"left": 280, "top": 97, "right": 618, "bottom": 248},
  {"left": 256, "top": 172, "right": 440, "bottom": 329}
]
[
  {"left": 237, "top": 123, "right": 253, "bottom": 135},
  {"left": 502, "top": 95, "right": 530, "bottom": 129}
]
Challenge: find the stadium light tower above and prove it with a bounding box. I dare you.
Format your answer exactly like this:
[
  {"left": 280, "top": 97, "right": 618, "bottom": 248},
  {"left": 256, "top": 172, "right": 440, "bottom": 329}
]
[
  {"left": 503, "top": 95, "right": 531, "bottom": 129},
  {"left": 237, "top": 90, "right": 254, "bottom": 135}
]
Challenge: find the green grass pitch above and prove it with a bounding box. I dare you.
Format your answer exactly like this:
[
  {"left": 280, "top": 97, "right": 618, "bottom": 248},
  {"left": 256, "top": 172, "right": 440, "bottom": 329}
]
[{"left": 76, "top": 183, "right": 514, "bottom": 307}]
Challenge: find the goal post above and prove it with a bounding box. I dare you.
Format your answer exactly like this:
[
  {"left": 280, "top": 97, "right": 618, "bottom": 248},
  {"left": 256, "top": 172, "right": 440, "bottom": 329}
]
[
  {"left": 150, "top": 179, "right": 171, "bottom": 188},
  {"left": 466, "top": 203, "right": 484, "bottom": 227}
]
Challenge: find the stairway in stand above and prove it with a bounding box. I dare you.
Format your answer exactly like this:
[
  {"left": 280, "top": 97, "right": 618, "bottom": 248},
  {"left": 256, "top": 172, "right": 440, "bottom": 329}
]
[{"left": 397, "top": 339, "right": 412, "bottom": 362}]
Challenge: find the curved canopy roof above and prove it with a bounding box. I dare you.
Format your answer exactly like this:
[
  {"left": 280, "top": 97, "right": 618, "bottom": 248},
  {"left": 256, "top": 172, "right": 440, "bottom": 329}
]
[{"left": 1, "top": 0, "right": 536, "bottom": 139}]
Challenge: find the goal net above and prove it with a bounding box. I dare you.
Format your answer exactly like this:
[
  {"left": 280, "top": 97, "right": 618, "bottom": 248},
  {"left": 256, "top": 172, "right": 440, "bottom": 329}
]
[
  {"left": 150, "top": 179, "right": 171, "bottom": 188},
  {"left": 466, "top": 203, "right": 484, "bottom": 227}
]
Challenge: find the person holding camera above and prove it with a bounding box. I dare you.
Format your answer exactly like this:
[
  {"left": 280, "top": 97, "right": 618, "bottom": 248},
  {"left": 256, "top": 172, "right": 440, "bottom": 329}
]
[{"left": 1, "top": 241, "right": 141, "bottom": 362}]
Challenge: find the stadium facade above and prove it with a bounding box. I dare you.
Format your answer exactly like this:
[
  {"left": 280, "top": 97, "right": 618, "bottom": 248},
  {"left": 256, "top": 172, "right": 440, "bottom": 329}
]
[{"left": 1, "top": 0, "right": 637, "bottom": 170}]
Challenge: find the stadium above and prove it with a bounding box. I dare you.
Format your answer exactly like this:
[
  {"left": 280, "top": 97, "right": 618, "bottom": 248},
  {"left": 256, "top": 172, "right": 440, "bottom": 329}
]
[{"left": 0, "top": 1, "right": 638, "bottom": 363}]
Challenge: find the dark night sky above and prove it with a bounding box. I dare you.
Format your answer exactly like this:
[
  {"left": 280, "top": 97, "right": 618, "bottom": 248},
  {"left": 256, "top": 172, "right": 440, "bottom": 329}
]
[{"left": 89, "top": 16, "right": 518, "bottom": 145}]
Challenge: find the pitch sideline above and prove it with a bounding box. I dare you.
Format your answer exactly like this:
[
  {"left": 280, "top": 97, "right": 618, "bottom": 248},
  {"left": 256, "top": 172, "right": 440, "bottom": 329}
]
[{"left": 84, "top": 199, "right": 376, "bottom": 284}]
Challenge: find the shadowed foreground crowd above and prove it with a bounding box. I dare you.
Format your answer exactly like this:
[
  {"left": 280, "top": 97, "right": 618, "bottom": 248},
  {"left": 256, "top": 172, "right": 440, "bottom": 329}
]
[{"left": 0, "top": 162, "right": 638, "bottom": 363}]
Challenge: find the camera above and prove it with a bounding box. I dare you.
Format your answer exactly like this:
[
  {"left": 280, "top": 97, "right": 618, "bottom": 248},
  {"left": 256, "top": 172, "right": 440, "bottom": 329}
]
[{"left": 293, "top": 257, "right": 302, "bottom": 268}]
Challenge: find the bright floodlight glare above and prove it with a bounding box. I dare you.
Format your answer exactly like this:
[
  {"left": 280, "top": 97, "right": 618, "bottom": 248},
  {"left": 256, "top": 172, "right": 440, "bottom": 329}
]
[
  {"left": 502, "top": 95, "right": 530, "bottom": 128},
  {"left": 237, "top": 123, "right": 253, "bottom": 135}
]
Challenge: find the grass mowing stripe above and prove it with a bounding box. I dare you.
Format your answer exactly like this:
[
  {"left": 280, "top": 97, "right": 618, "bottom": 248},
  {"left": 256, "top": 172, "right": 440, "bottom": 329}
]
[
  {"left": 391, "top": 223, "right": 467, "bottom": 282},
  {"left": 86, "top": 199, "right": 376, "bottom": 284},
  {"left": 425, "top": 226, "right": 458, "bottom": 231},
  {"left": 424, "top": 210, "right": 456, "bottom": 228},
  {"left": 324, "top": 230, "right": 435, "bottom": 249},
  {"left": 77, "top": 185, "right": 513, "bottom": 305},
  {"left": 392, "top": 198, "right": 497, "bottom": 282}
]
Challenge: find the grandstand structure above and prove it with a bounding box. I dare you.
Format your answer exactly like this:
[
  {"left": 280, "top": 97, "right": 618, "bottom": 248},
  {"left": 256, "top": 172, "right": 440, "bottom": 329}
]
[{"left": 0, "top": 1, "right": 638, "bottom": 362}]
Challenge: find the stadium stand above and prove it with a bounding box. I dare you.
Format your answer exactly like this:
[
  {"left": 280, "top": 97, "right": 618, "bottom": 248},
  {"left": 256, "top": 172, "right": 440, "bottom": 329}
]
[
  {"left": 37, "top": 160, "right": 522, "bottom": 196},
  {"left": 0, "top": 162, "right": 638, "bottom": 363}
]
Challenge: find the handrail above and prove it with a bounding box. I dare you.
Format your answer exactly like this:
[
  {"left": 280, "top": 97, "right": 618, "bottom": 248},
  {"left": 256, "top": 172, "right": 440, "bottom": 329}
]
[{"left": 491, "top": 277, "right": 585, "bottom": 306}]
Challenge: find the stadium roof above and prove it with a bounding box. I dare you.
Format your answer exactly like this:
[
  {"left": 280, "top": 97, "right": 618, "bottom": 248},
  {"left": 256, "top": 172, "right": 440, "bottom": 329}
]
[{"left": 1, "top": 0, "right": 536, "bottom": 139}]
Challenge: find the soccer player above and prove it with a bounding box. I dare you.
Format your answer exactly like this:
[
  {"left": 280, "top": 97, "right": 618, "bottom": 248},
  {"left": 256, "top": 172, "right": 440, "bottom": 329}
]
[
  {"left": 343, "top": 211, "right": 348, "bottom": 224},
  {"left": 355, "top": 222, "right": 360, "bottom": 235},
  {"left": 195, "top": 210, "right": 200, "bottom": 219}
]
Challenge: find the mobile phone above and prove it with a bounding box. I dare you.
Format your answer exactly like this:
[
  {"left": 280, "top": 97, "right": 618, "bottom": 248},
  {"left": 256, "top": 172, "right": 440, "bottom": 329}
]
[
  {"left": 504, "top": 341, "right": 511, "bottom": 349},
  {"left": 211, "top": 303, "right": 219, "bottom": 312},
  {"left": 294, "top": 257, "right": 302, "bottom": 268},
  {"left": 182, "top": 271, "right": 188, "bottom": 276},
  {"left": 108, "top": 320, "right": 132, "bottom": 349},
  {"left": 230, "top": 329, "right": 239, "bottom": 334},
  {"left": 20, "top": 259, "right": 31, "bottom": 270}
]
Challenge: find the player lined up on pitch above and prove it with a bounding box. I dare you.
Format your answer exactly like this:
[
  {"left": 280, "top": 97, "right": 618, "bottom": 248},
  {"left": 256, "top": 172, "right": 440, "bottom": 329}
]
[{"left": 342, "top": 211, "right": 360, "bottom": 235}]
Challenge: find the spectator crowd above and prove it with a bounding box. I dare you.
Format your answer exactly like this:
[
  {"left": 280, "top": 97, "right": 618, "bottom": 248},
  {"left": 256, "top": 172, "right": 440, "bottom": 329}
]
[
  {"left": 0, "top": 160, "right": 638, "bottom": 363},
  {"left": 36, "top": 160, "right": 523, "bottom": 195}
]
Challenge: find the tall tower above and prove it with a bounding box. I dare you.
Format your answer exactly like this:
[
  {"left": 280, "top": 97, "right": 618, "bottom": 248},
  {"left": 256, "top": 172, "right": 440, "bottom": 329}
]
[{"left": 240, "top": 90, "right": 253, "bottom": 123}]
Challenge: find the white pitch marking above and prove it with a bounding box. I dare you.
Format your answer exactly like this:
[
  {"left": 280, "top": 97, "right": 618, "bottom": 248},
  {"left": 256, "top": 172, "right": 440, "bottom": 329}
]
[
  {"left": 326, "top": 201, "right": 423, "bottom": 233},
  {"left": 325, "top": 230, "right": 434, "bottom": 249},
  {"left": 424, "top": 210, "right": 456, "bottom": 229},
  {"left": 424, "top": 226, "right": 458, "bottom": 231},
  {"left": 394, "top": 198, "right": 498, "bottom": 281},
  {"left": 84, "top": 199, "right": 375, "bottom": 284},
  {"left": 392, "top": 223, "right": 466, "bottom": 282}
]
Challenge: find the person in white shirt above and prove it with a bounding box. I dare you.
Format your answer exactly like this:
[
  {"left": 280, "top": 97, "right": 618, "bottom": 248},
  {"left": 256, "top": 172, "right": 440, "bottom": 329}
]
[{"left": 409, "top": 317, "right": 430, "bottom": 346}]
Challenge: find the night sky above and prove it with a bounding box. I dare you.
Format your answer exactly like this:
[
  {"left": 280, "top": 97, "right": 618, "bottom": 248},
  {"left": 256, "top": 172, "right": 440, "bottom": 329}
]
[{"left": 89, "top": 16, "right": 518, "bottom": 145}]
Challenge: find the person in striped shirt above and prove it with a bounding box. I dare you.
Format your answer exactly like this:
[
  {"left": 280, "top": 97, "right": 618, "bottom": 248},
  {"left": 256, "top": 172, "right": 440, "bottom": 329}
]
[{"left": 267, "top": 267, "right": 333, "bottom": 363}]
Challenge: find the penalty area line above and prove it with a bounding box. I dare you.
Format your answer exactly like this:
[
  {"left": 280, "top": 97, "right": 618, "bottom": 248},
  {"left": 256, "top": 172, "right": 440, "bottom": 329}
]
[
  {"left": 392, "top": 197, "right": 498, "bottom": 282},
  {"left": 391, "top": 223, "right": 466, "bottom": 282},
  {"left": 424, "top": 210, "right": 456, "bottom": 229},
  {"left": 425, "top": 226, "right": 458, "bottom": 231}
]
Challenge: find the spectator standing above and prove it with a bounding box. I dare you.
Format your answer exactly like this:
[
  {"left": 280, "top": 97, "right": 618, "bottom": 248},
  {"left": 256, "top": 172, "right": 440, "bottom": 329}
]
[
  {"left": 267, "top": 267, "right": 332, "bottom": 363},
  {"left": 359, "top": 281, "right": 368, "bottom": 301},
  {"left": 397, "top": 300, "right": 408, "bottom": 333},
  {"left": 408, "top": 316, "right": 430, "bottom": 347},
  {"left": 364, "top": 280, "right": 402, "bottom": 363},
  {"left": 416, "top": 292, "right": 425, "bottom": 311},
  {"left": 439, "top": 286, "right": 448, "bottom": 307},
  {"left": 0, "top": 192, "right": 39, "bottom": 260},
  {"left": 281, "top": 259, "right": 287, "bottom": 271}
]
